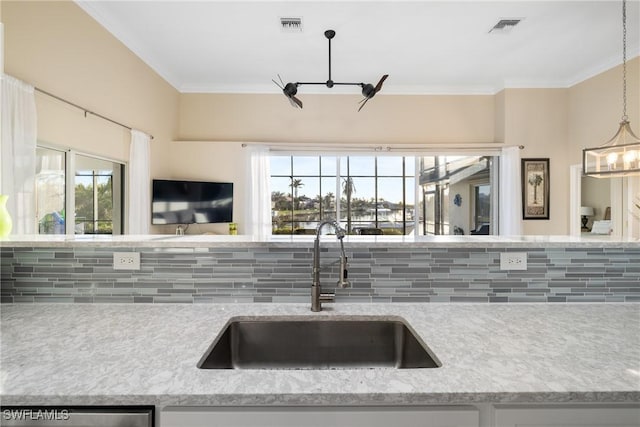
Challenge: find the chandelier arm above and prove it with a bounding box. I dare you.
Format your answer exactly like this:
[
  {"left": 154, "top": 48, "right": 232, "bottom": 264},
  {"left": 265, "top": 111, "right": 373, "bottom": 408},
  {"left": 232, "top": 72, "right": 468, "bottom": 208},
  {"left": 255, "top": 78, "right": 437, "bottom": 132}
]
[
  {"left": 296, "top": 82, "right": 365, "bottom": 87},
  {"left": 332, "top": 82, "right": 366, "bottom": 87}
]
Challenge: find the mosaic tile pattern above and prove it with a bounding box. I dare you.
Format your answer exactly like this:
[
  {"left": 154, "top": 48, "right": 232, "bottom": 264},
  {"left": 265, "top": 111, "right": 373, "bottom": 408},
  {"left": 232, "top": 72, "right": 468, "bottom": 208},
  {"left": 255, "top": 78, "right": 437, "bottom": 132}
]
[{"left": 1, "top": 246, "right": 639, "bottom": 303}]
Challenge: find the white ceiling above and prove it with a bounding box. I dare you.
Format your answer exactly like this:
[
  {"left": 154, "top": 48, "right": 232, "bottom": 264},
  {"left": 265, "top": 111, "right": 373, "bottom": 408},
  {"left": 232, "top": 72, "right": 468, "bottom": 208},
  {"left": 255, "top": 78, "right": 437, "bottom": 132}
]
[{"left": 76, "top": 1, "right": 640, "bottom": 95}]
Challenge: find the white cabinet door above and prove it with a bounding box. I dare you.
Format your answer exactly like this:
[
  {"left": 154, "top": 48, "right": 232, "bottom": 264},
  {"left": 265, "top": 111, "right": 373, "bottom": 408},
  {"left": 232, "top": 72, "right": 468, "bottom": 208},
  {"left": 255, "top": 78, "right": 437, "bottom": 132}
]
[
  {"left": 494, "top": 404, "right": 640, "bottom": 427},
  {"left": 162, "top": 406, "right": 479, "bottom": 427}
]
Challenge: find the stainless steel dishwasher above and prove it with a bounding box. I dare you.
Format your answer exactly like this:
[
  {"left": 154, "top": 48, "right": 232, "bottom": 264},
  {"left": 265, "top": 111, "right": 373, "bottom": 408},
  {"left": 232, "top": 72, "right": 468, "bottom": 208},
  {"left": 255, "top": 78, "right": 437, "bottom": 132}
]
[{"left": 0, "top": 406, "right": 154, "bottom": 427}]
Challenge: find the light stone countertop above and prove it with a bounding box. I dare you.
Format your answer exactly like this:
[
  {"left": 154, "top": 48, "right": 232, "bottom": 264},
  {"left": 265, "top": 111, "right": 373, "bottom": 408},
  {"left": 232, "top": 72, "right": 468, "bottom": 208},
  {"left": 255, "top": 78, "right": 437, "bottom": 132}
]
[
  {"left": 1, "top": 234, "right": 638, "bottom": 248},
  {"left": 1, "top": 303, "right": 639, "bottom": 408}
]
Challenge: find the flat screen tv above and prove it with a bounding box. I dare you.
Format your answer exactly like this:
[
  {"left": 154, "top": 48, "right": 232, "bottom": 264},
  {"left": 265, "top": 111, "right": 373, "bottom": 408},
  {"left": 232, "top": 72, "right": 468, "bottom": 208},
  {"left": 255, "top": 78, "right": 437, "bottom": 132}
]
[{"left": 152, "top": 179, "right": 233, "bottom": 225}]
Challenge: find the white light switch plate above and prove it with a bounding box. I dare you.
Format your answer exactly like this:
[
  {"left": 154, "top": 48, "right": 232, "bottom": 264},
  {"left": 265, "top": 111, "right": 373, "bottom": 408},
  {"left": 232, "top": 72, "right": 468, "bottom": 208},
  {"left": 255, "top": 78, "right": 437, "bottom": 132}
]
[
  {"left": 500, "top": 252, "right": 527, "bottom": 270},
  {"left": 113, "top": 252, "right": 140, "bottom": 270}
]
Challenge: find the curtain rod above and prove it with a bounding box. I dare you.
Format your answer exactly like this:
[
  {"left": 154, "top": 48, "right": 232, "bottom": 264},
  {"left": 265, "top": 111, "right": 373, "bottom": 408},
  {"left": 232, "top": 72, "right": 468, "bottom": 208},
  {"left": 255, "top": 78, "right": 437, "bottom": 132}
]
[
  {"left": 34, "top": 87, "right": 154, "bottom": 140},
  {"left": 241, "top": 142, "right": 525, "bottom": 152}
]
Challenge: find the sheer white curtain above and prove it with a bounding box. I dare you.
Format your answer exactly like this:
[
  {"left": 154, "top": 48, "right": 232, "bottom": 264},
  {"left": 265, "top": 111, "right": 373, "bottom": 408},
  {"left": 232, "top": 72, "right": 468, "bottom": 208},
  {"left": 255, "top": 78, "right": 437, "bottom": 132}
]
[
  {"left": 1, "top": 74, "right": 37, "bottom": 234},
  {"left": 499, "top": 146, "right": 522, "bottom": 235},
  {"left": 128, "top": 129, "right": 151, "bottom": 234},
  {"left": 244, "top": 146, "right": 271, "bottom": 239}
]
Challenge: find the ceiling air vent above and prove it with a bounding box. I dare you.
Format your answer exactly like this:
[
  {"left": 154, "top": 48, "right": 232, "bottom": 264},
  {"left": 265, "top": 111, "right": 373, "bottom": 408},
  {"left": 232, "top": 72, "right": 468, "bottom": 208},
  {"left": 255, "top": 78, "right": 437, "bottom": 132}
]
[
  {"left": 489, "top": 18, "right": 522, "bottom": 34},
  {"left": 280, "top": 17, "right": 303, "bottom": 32}
]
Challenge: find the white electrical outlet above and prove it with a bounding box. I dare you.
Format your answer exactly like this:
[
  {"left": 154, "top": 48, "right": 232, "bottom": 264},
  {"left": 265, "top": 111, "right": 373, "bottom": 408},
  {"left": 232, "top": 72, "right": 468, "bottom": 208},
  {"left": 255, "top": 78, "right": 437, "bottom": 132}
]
[
  {"left": 113, "top": 252, "right": 140, "bottom": 270},
  {"left": 500, "top": 252, "right": 527, "bottom": 271}
]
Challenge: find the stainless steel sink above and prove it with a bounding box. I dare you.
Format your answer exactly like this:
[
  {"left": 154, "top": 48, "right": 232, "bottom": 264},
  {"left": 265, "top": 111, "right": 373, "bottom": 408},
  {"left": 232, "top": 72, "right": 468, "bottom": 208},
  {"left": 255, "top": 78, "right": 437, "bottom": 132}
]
[{"left": 197, "top": 317, "right": 441, "bottom": 369}]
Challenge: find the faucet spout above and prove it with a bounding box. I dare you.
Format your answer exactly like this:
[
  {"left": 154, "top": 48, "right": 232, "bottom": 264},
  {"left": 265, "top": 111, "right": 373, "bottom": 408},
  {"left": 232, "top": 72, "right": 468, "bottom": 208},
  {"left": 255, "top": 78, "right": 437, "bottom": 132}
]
[{"left": 311, "top": 220, "right": 350, "bottom": 312}]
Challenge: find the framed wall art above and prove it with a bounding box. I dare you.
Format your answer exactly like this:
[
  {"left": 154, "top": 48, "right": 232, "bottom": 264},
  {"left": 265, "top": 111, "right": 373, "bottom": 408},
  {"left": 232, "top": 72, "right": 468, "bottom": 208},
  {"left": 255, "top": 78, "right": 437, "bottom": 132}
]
[{"left": 521, "top": 158, "right": 550, "bottom": 220}]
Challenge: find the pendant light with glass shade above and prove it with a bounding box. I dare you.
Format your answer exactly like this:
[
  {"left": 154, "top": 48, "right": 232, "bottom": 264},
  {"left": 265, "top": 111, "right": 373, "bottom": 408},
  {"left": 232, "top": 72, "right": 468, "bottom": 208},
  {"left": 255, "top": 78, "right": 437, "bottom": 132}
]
[{"left": 583, "top": 0, "right": 640, "bottom": 178}]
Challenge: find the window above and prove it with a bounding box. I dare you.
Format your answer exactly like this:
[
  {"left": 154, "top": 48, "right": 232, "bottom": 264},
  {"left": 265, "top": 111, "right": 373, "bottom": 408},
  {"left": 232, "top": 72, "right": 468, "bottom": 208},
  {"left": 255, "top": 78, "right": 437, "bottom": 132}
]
[
  {"left": 36, "top": 146, "right": 124, "bottom": 235},
  {"left": 75, "top": 154, "right": 123, "bottom": 234},
  {"left": 270, "top": 155, "right": 415, "bottom": 235},
  {"left": 418, "top": 155, "right": 496, "bottom": 235},
  {"left": 269, "top": 153, "right": 498, "bottom": 237}
]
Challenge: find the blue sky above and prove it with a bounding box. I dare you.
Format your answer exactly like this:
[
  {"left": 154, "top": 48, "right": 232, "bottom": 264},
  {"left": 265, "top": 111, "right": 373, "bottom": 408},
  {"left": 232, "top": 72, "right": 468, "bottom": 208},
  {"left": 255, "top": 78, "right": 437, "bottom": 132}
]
[{"left": 270, "top": 156, "right": 415, "bottom": 204}]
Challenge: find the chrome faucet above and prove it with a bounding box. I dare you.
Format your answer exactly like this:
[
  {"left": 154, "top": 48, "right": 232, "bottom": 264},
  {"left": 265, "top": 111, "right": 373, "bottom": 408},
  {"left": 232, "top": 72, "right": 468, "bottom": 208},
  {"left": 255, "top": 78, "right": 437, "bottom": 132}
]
[{"left": 311, "top": 220, "right": 351, "bottom": 312}]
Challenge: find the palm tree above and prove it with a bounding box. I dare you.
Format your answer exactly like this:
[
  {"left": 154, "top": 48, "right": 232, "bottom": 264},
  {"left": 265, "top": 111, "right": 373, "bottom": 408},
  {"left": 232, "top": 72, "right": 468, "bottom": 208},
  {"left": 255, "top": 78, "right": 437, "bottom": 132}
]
[
  {"left": 342, "top": 177, "right": 356, "bottom": 232},
  {"left": 271, "top": 191, "right": 289, "bottom": 210},
  {"left": 290, "top": 178, "right": 304, "bottom": 210},
  {"left": 342, "top": 177, "right": 356, "bottom": 200},
  {"left": 323, "top": 192, "right": 335, "bottom": 212},
  {"left": 528, "top": 174, "right": 544, "bottom": 204}
]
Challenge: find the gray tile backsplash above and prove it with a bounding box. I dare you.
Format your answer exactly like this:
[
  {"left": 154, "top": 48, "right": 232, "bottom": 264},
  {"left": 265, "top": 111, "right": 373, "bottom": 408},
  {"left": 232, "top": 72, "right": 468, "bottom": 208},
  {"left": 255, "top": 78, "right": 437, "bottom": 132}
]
[{"left": 1, "top": 246, "right": 639, "bottom": 303}]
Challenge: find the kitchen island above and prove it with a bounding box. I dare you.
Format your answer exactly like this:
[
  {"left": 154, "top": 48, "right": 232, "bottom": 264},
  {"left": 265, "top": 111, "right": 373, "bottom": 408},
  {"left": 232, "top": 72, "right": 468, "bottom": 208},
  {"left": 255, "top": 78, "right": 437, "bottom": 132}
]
[{"left": 2, "top": 235, "right": 639, "bottom": 425}]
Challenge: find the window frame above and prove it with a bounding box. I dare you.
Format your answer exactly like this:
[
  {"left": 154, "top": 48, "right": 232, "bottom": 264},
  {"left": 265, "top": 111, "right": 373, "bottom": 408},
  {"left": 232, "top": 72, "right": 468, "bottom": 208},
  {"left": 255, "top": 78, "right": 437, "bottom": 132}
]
[
  {"left": 270, "top": 154, "right": 415, "bottom": 235},
  {"left": 36, "top": 143, "right": 126, "bottom": 235}
]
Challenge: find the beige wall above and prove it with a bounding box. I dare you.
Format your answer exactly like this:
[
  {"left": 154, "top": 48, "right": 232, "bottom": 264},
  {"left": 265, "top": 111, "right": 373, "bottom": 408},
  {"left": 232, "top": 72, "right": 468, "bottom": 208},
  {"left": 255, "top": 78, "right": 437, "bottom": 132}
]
[
  {"left": 581, "top": 176, "right": 611, "bottom": 227},
  {"left": 501, "top": 88, "right": 570, "bottom": 235},
  {"left": 2, "top": 1, "right": 178, "bottom": 226},
  {"left": 179, "top": 93, "right": 496, "bottom": 144},
  {"left": 164, "top": 141, "right": 246, "bottom": 235},
  {"left": 494, "top": 91, "right": 506, "bottom": 144}
]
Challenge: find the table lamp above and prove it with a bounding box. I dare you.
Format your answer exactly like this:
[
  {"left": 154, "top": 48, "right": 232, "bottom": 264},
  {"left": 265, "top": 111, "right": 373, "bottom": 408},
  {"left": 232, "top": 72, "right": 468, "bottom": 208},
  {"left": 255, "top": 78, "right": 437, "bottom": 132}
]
[{"left": 580, "top": 206, "right": 595, "bottom": 231}]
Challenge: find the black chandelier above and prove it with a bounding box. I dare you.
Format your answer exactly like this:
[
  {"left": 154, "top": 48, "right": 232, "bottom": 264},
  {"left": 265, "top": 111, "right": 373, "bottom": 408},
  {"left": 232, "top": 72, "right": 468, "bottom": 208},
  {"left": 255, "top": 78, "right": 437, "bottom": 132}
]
[{"left": 273, "top": 30, "right": 388, "bottom": 112}]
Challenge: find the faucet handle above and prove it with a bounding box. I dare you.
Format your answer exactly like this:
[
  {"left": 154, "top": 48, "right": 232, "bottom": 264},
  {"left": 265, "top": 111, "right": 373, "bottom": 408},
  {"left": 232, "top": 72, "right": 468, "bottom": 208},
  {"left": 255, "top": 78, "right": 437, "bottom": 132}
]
[{"left": 320, "top": 292, "right": 335, "bottom": 302}]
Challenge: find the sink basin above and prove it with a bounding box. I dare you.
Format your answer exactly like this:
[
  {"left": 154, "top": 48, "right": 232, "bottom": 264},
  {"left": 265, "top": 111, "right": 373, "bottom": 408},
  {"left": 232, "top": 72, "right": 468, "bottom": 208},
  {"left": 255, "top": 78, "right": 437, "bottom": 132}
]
[{"left": 197, "top": 316, "right": 441, "bottom": 369}]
